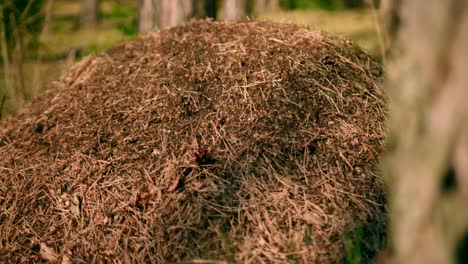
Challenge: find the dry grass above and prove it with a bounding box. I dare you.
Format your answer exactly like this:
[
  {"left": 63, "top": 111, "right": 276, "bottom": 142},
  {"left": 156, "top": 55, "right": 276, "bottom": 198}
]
[{"left": 0, "top": 20, "right": 386, "bottom": 263}]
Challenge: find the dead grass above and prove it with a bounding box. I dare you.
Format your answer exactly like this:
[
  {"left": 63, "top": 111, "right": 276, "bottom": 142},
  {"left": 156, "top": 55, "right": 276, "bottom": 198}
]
[{"left": 0, "top": 20, "right": 386, "bottom": 263}]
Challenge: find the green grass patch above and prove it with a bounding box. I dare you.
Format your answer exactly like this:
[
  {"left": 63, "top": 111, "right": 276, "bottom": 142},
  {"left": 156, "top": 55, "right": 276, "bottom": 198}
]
[{"left": 344, "top": 226, "right": 364, "bottom": 264}]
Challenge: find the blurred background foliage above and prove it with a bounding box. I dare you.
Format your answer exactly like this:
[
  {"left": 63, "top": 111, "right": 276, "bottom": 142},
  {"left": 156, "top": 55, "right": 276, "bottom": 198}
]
[
  {"left": 0, "top": 0, "right": 382, "bottom": 118},
  {"left": 1, "top": 0, "right": 45, "bottom": 50},
  {"left": 280, "top": 0, "right": 367, "bottom": 10}
]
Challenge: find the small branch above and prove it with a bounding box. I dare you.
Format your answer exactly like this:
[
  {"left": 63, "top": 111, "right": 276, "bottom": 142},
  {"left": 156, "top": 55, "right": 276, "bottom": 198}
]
[
  {"left": 0, "top": 94, "right": 6, "bottom": 119},
  {"left": 10, "top": 13, "right": 26, "bottom": 105},
  {"left": 0, "top": 7, "right": 15, "bottom": 111},
  {"left": 367, "top": 0, "right": 389, "bottom": 62}
]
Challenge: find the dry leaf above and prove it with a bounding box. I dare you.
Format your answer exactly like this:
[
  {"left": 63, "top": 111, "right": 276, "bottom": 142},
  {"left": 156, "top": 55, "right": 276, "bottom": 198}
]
[
  {"left": 303, "top": 212, "right": 324, "bottom": 226},
  {"left": 167, "top": 175, "right": 180, "bottom": 193},
  {"left": 152, "top": 148, "right": 161, "bottom": 156},
  {"left": 40, "top": 243, "right": 58, "bottom": 262},
  {"left": 61, "top": 255, "right": 72, "bottom": 264},
  {"left": 270, "top": 190, "right": 288, "bottom": 201},
  {"left": 162, "top": 161, "right": 177, "bottom": 181},
  {"left": 69, "top": 195, "right": 80, "bottom": 217}
]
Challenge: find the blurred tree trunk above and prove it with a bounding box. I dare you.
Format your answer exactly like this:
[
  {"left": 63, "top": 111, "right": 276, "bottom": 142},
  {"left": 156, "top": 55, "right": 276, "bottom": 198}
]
[
  {"left": 139, "top": 0, "right": 214, "bottom": 34},
  {"left": 0, "top": 10, "right": 13, "bottom": 110},
  {"left": 40, "top": 0, "right": 55, "bottom": 40},
  {"left": 252, "top": 0, "right": 278, "bottom": 17},
  {"left": 81, "top": 0, "right": 99, "bottom": 28},
  {"left": 223, "top": 0, "right": 247, "bottom": 20},
  {"left": 192, "top": 0, "right": 217, "bottom": 19},
  {"left": 383, "top": 0, "right": 468, "bottom": 263},
  {"left": 9, "top": 15, "right": 26, "bottom": 106},
  {"left": 138, "top": 0, "right": 155, "bottom": 33}
]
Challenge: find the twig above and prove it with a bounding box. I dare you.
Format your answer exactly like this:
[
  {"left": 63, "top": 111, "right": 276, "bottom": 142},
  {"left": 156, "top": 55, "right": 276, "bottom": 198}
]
[
  {"left": 0, "top": 94, "right": 6, "bottom": 119},
  {"left": 0, "top": 7, "right": 14, "bottom": 112},
  {"left": 20, "top": 0, "right": 36, "bottom": 20},
  {"left": 367, "top": 0, "right": 389, "bottom": 62},
  {"left": 11, "top": 12, "right": 26, "bottom": 104}
]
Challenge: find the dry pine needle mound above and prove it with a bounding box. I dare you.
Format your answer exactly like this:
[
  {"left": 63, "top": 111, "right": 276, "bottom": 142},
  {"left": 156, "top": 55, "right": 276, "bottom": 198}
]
[{"left": 0, "top": 20, "right": 386, "bottom": 263}]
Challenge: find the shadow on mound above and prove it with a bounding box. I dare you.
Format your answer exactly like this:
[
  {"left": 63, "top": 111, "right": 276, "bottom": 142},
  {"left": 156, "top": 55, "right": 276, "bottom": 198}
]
[{"left": 0, "top": 20, "right": 386, "bottom": 263}]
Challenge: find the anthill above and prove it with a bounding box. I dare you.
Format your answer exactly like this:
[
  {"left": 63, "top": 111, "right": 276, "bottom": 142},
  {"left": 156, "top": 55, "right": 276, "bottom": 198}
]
[{"left": 0, "top": 20, "right": 386, "bottom": 263}]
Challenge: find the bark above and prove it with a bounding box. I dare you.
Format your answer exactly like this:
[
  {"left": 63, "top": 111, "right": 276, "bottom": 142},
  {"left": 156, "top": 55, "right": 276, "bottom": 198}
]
[
  {"left": 384, "top": 0, "right": 468, "bottom": 263},
  {"left": 81, "top": 0, "right": 99, "bottom": 28}
]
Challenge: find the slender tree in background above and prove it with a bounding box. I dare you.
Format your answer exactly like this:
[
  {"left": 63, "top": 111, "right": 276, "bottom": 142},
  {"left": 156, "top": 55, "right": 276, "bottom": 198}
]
[
  {"left": 383, "top": 0, "right": 468, "bottom": 263},
  {"left": 0, "top": 0, "right": 44, "bottom": 112},
  {"left": 40, "top": 0, "right": 55, "bottom": 40},
  {"left": 81, "top": 0, "right": 99, "bottom": 28}
]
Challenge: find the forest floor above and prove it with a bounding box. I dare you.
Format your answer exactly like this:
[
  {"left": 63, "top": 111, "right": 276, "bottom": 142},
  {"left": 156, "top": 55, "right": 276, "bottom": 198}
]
[{"left": 0, "top": 0, "right": 382, "bottom": 118}]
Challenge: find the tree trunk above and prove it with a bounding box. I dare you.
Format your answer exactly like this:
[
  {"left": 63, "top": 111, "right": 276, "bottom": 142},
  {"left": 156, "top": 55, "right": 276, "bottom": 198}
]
[
  {"left": 223, "top": 0, "right": 247, "bottom": 20},
  {"left": 139, "top": 0, "right": 213, "bottom": 34},
  {"left": 192, "top": 0, "right": 217, "bottom": 19},
  {"left": 81, "top": 0, "right": 99, "bottom": 28},
  {"left": 159, "top": 0, "right": 192, "bottom": 29},
  {"left": 138, "top": 0, "right": 155, "bottom": 33},
  {"left": 383, "top": 0, "right": 468, "bottom": 263},
  {"left": 252, "top": 0, "right": 279, "bottom": 17}
]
